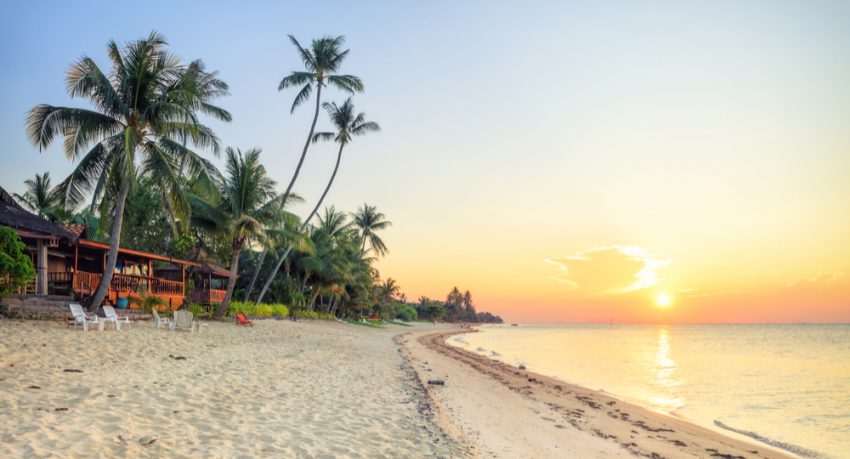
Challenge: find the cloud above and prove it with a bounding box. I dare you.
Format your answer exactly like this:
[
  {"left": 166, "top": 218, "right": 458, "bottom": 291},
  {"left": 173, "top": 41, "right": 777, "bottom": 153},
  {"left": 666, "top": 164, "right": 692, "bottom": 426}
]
[
  {"left": 787, "top": 272, "right": 844, "bottom": 288},
  {"left": 544, "top": 245, "right": 671, "bottom": 296}
]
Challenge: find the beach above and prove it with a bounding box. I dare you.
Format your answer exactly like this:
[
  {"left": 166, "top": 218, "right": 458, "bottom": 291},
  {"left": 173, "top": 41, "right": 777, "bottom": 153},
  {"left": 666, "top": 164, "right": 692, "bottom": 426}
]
[
  {"left": 0, "top": 319, "right": 800, "bottom": 458},
  {"left": 0, "top": 319, "right": 466, "bottom": 458},
  {"left": 401, "top": 328, "right": 798, "bottom": 459}
]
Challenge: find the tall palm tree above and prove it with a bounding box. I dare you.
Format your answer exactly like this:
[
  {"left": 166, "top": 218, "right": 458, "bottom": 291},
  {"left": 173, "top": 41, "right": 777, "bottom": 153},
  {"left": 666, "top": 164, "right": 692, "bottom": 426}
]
[
  {"left": 26, "top": 31, "right": 230, "bottom": 311},
  {"left": 255, "top": 98, "right": 379, "bottom": 304},
  {"left": 189, "top": 148, "right": 285, "bottom": 318},
  {"left": 14, "top": 172, "right": 59, "bottom": 218},
  {"left": 242, "top": 35, "right": 364, "bottom": 301},
  {"left": 353, "top": 203, "right": 392, "bottom": 256}
]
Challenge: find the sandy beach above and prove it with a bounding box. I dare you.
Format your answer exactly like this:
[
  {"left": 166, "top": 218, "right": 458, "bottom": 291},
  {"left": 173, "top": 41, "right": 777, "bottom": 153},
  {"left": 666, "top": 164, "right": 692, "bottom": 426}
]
[
  {"left": 1, "top": 319, "right": 801, "bottom": 458},
  {"left": 400, "top": 328, "right": 798, "bottom": 459},
  {"left": 0, "top": 319, "right": 467, "bottom": 458}
]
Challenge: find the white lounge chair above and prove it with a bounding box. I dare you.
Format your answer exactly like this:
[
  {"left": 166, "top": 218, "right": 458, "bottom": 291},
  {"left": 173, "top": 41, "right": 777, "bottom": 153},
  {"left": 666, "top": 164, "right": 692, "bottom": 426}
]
[
  {"left": 152, "top": 309, "right": 171, "bottom": 329},
  {"left": 171, "top": 310, "right": 197, "bottom": 332},
  {"left": 69, "top": 303, "right": 99, "bottom": 332},
  {"left": 102, "top": 305, "right": 130, "bottom": 331}
]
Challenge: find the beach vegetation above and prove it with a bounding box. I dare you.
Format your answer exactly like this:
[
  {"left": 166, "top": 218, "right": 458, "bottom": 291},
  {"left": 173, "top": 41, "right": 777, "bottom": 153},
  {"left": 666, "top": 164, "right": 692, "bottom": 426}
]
[
  {"left": 185, "top": 302, "right": 212, "bottom": 319},
  {"left": 13, "top": 173, "right": 62, "bottom": 220},
  {"left": 242, "top": 34, "right": 363, "bottom": 302},
  {"left": 255, "top": 98, "right": 379, "bottom": 304},
  {"left": 14, "top": 31, "right": 504, "bottom": 325},
  {"left": 188, "top": 148, "right": 295, "bottom": 318},
  {"left": 130, "top": 290, "right": 167, "bottom": 314},
  {"left": 353, "top": 203, "right": 391, "bottom": 256},
  {"left": 254, "top": 303, "right": 274, "bottom": 317},
  {"left": 26, "top": 31, "right": 230, "bottom": 312},
  {"left": 395, "top": 304, "right": 418, "bottom": 322},
  {"left": 0, "top": 227, "right": 36, "bottom": 300}
]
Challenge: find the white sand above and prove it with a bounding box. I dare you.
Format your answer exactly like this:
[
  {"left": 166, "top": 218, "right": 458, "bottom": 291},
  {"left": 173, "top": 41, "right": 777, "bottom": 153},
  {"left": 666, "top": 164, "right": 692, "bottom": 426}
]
[{"left": 0, "top": 319, "right": 467, "bottom": 458}]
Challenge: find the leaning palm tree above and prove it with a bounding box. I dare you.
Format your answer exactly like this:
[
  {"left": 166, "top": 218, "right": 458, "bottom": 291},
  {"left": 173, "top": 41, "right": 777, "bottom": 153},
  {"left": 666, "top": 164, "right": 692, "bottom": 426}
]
[
  {"left": 14, "top": 172, "right": 59, "bottom": 218},
  {"left": 255, "top": 98, "right": 379, "bottom": 304},
  {"left": 188, "top": 148, "right": 285, "bottom": 318},
  {"left": 26, "top": 31, "right": 230, "bottom": 311},
  {"left": 353, "top": 203, "right": 392, "bottom": 256},
  {"left": 243, "top": 35, "right": 363, "bottom": 301}
]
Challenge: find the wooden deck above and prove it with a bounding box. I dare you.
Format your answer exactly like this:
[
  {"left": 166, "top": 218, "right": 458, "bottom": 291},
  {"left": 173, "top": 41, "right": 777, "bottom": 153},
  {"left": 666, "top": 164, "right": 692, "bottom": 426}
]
[
  {"left": 188, "top": 288, "right": 226, "bottom": 305},
  {"left": 48, "top": 271, "right": 186, "bottom": 310}
]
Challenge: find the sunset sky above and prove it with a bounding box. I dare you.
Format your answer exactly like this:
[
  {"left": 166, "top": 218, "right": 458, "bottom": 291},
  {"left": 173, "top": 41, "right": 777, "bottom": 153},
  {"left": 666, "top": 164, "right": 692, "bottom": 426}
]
[{"left": 1, "top": 1, "right": 848, "bottom": 323}]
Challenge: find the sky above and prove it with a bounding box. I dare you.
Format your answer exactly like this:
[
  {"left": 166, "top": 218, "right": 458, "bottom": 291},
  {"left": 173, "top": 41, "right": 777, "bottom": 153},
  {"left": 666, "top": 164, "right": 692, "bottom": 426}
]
[{"left": 1, "top": 1, "right": 848, "bottom": 323}]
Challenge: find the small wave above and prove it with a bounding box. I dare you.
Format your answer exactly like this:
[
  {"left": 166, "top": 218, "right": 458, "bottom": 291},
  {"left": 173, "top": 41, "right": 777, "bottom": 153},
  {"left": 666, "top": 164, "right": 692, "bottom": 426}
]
[{"left": 713, "top": 420, "right": 824, "bottom": 458}]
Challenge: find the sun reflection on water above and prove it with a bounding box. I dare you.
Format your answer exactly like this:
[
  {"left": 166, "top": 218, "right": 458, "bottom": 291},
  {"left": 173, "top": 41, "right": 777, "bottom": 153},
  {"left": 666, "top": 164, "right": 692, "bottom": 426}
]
[{"left": 651, "top": 327, "right": 685, "bottom": 412}]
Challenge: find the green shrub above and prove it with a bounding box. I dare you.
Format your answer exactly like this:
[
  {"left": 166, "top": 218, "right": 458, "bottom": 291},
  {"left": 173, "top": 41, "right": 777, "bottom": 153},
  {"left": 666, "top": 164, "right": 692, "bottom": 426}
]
[
  {"left": 297, "top": 310, "right": 318, "bottom": 319},
  {"left": 254, "top": 304, "right": 273, "bottom": 317},
  {"left": 0, "top": 226, "right": 36, "bottom": 300},
  {"left": 186, "top": 303, "right": 208, "bottom": 318},
  {"left": 271, "top": 304, "right": 289, "bottom": 317},
  {"left": 292, "top": 310, "right": 335, "bottom": 320},
  {"left": 395, "top": 304, "right": 418, "bottom": 322},
  {"left": 130, "top": 291, "right": 167, "bottom": 314},
  {"left": 227, "top": 300, "right": 255, "bottom": 316}
]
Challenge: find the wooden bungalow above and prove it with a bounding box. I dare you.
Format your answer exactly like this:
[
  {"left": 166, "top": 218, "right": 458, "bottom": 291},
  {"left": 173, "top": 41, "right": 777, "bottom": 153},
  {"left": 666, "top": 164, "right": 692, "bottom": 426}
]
[{"left": 1, "top": 185, "right": 232, "bottom": 310}]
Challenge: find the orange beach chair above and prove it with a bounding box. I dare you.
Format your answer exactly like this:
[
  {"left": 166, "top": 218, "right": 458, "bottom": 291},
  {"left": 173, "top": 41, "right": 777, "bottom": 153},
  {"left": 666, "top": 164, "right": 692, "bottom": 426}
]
[{"left": 236, "top": 312, "right": 253, "bottom": 327}]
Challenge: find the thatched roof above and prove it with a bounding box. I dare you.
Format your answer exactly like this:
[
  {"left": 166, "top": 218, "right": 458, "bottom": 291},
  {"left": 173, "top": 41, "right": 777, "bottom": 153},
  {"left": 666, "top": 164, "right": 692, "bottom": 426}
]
[{"left": 0, "top": 185, "right": 76, "bottom": 241}]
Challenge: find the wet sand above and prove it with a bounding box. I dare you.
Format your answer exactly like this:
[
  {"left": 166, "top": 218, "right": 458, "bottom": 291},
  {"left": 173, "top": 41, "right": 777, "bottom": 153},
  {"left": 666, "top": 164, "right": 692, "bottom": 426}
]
[{"left": 400, "top": 328, "right": 797, "bottom": 459}]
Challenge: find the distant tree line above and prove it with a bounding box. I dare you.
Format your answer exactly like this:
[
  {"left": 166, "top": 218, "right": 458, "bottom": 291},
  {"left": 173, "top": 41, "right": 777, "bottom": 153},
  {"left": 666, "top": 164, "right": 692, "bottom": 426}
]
[{"left": 393, "top": 287, "right": 503, "bottom": 324}]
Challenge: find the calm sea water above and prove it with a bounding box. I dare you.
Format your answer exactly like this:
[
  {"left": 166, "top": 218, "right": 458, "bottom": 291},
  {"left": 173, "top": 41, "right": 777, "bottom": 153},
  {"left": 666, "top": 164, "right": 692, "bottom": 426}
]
[{"left": 449, "top": 324, "right": 850, "bottom": 458}]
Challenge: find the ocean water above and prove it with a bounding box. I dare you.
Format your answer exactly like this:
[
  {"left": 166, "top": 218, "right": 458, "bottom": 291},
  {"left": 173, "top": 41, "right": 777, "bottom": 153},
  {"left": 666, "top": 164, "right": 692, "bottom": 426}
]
[{"left": 449, "top": 324, "right": 850, "bottom": 458}]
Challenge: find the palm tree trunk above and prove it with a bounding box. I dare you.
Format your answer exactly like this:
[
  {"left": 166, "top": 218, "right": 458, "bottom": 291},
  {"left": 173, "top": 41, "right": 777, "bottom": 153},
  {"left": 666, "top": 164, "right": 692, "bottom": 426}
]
[
  {"left": 256, "top": 142, "right": 345, "bottom": 304},
  {"left": 242, "top": 249, "right": 266, "bottom": 301},
  {"left": 163, "top": 195, "right": 180, "bottom": 239},
  {"left": 87, "top": 180, "right": 130, "bottom": 312},
  {"left": 214, "top": 243, "right": 241, "bottom": 318},
  {"left": 243, "top": 84, "right": 323, "bottom": 301}
]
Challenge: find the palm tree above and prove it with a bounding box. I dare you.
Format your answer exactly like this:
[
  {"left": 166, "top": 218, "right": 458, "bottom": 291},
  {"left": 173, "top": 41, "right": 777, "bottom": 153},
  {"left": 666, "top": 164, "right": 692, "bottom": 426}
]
[
  {"left": 189, "top": 148, "right": 285, "bottom": 318},
  {"left": 14, "top": 172, "right": 59, "bottom": 218},
  {"left": 255, "top": 98, "right": 380, "bottom": 304},
  {"left": 353, "top": 203, "right": 392, "bottom": 256},
  {"left": 26, "top": 31, "right": 230, "bottom": 311},
  {"left": 242, "top": 35, "right": 363, "bottom": 301}
]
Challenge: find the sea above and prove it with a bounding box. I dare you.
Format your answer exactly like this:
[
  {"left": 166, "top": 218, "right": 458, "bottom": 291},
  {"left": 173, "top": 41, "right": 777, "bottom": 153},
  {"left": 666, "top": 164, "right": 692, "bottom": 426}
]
[{"left": 449, "top": 324, "right": 850, "bottom": 458}]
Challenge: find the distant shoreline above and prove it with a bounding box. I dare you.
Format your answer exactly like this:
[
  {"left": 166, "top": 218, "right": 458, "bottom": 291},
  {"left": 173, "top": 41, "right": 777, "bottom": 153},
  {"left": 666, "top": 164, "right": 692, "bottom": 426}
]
[{"left": 400, "top": 327, "right": 797, "bottom": 459}]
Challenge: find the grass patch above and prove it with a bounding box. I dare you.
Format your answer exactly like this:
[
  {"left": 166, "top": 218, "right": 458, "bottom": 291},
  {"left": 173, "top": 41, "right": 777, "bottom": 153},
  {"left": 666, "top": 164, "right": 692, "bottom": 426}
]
[{"left": 344, "top": 319, "right": 385, "bottom": 329}]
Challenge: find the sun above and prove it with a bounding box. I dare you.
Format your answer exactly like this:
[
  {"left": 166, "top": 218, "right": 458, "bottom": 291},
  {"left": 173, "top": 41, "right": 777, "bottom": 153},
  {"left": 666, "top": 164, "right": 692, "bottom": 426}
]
[{"left": 655, "top": 293, "right": 673, "bottom": 308}]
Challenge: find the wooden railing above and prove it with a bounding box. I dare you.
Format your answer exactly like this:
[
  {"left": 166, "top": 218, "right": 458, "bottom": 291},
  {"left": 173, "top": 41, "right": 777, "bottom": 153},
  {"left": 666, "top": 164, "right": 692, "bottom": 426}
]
[
  {"left": 188, "top": 288, "right": 226, "bottom": 304},
  {"left": 74, "top": 271, "right": 102, "bottom": 294},
  {"left": 47, "top": 271, "right": 183, "bottom": 297}
]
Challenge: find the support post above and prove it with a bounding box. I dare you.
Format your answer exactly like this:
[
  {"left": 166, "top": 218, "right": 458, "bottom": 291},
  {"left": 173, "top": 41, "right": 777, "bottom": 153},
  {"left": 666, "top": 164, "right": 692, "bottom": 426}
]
[{"left": 36, "top": 240, "right": 48, "bottom": 295}]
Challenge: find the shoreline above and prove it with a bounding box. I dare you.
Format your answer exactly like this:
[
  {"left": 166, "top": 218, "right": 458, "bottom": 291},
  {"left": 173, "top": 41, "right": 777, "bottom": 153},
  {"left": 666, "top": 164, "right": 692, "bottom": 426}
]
[{"left": 400, "top": 327, "right": 797, "bottom": 459}]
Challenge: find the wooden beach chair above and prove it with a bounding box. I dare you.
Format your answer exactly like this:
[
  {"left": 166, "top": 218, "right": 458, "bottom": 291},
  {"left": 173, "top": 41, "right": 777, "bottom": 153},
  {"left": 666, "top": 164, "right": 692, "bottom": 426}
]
[
  {"left": 236, "top": 312, "right": 253, "bottom": 327},
  {"left": 102, "top": 305, "right": 130, "bottom": 331},
  {"left": 69, "top": 303, "right": 99, "bottom": 332},
  {"left": 171, "top": 309, "right": 197, "bottom": 332},
  {"left": 152, "top": 309, "right": 171, "bottom": 329}
]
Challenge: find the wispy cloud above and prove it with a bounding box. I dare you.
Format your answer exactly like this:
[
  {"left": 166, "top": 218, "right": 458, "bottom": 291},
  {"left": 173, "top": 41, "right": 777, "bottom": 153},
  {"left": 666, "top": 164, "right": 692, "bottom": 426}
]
[
  {"left": 544, "top": 245, "right": 671, "bottom": 296},
  {"left": 787, "top": 272, "right": 844, "bottom": 288}
]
